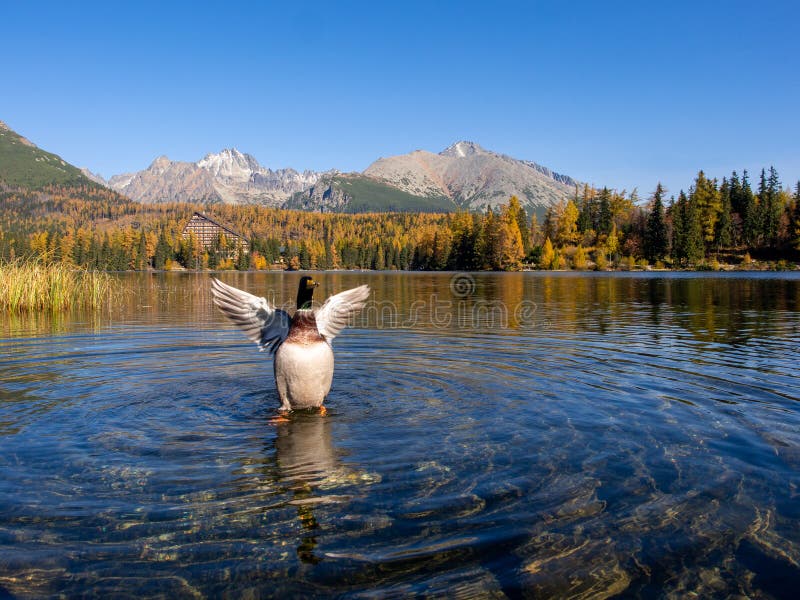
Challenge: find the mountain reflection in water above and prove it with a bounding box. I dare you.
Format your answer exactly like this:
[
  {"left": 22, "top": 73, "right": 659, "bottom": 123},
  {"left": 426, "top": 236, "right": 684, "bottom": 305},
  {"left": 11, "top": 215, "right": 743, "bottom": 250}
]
[{"left": 0, "top": 271, "right": 798, "bottom": 597}]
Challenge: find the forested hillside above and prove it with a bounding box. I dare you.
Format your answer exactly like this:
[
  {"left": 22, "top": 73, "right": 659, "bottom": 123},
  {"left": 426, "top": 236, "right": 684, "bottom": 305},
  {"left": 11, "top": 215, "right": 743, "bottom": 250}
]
[
  {"left": 0, "top": 167, "right": 798, "bottom": 271},
  {"left": 0, "top": 121, "right": 95, "bottom": 188}
]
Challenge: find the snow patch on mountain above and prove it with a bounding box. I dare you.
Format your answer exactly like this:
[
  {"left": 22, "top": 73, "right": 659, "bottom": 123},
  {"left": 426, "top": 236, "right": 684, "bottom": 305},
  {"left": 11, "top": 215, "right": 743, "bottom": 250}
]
[
  {"left": 106, "top": 140, "right": 580, "bottom": 212},
  {"left": 108, "top": 148, "right": 325, "bottom": 206}
]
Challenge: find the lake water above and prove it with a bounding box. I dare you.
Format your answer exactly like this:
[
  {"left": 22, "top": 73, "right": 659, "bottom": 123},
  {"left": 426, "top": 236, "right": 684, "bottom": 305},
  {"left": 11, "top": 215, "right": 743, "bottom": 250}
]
[{"left": 1, "top": 271, "right": 799, "bottom": 598}]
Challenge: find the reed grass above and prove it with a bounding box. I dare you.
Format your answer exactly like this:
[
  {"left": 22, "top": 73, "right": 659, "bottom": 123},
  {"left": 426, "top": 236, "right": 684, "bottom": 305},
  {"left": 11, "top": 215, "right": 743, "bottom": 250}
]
[{"left": 0, "top": 260, "right": 118, "bottom": 312}]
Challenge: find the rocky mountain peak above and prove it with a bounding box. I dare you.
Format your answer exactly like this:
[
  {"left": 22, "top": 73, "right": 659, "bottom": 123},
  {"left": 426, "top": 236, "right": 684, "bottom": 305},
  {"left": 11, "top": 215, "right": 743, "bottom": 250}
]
[
  {"left": 80, "top": 167, "right": 107, "bottom": 186},
  {"left": 364, "top": 141, "right": 580, "bottom": 213},
  {"left": 197, "top": 148, "right": 261, "bottom": 179},
  {"left": 440, "top": 140, "right": 488, "bottom": 158},
  {"left": 149, "top": 156, "right": 173, "bottom": 173},
  {"left": 108, "top": 147, "right": 322, "bottom": 206}
]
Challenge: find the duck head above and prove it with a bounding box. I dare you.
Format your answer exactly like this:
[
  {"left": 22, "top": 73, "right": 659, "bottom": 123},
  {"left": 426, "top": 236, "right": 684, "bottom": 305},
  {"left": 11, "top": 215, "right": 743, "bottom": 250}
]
[{"left": 296, "top": 276, "right": 319, "bottom": 310}]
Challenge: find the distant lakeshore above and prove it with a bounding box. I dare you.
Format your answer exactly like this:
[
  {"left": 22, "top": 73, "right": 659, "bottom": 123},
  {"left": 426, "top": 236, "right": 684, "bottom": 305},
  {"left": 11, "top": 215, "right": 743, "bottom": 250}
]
[{"left": 2, "top": 165, "right": 799, "bottom": 277}]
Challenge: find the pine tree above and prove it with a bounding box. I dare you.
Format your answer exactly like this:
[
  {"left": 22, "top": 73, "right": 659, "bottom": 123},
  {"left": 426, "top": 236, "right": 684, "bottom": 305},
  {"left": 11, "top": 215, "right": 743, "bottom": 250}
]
[
  {"left": 431, "top": 229, "right": 452, "bottom": 270},
  {"left": 236, "top": 243, "right": 249, "bottom": 270},
  {"left": 374, "top": 245, "right": 386, "bottom": 270},
  {"left": 101, "top": 233, "right": 112, "bottom": 269},
  {"left": 542, "top": 205, "right": 556, "bottom": 243},
  {"left": 400, "top": 243, "right": 412, "bottom": 270},
  {"left": 556, "top": 200, "right": 580, "bottom": 246},
  {"left": 671, "top": 192, "right": 688, "bottom": 265},
  {"left": 71, "top": 228, "right": 85, "bottom": 265},
  {"left": 685, "top": 193, "right": 705, "bottom": 264},
  {"left": 690, "top": 171, "right": 721, "bottom": 247},
  {"left": 598, "top": 187, "right": 613, "bottom": 236},
  {"left": 741, "top": 170, "right": 758, "bottom": 247},
  {"left": 763, "top": 166, "right": 783, "bottom": 248},
  {"left": 299, "top": 243, "right": 311, "bottom": 269},
  {"left": 506, "top": 196, "right": 531, "bottom": 253},
  {"left": 328, "top": 239, "right": 341, "bottom": 269},
  {"left": 500, "top": 211, "right": 525, "bottom": 270},
  {"left": 729, "top": 171, "right": 743, "bottom": 215},
  {"left": 137, "top": 230, "right": 148, "bottom": 269},
  {"left": 754, "top": 168, "right": 771, "bottom": 247},
  {"left": 644, "top": 183, "right": 669, "bottom": 262},
  {"left": 154, "top": 228, "right": 171, "bottom": 269},
  {"left": 577, "top": 184, "right": 595, "bottom": 234},
  {"left": 448, "top": 211, "right": 476, "bottom": 270},
  {"left": 577, "top": 195, "right": 592, "bottom": 233},
  {"left": 715, "top": 178, "right": 733, "bottom": 251}
]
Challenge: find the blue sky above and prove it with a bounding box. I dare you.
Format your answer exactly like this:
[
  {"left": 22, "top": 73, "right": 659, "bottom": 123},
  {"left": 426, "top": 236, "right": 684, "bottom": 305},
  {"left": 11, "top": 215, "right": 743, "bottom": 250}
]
[{"left": 2, "top": 0, "right": 798, "bottom": 198}]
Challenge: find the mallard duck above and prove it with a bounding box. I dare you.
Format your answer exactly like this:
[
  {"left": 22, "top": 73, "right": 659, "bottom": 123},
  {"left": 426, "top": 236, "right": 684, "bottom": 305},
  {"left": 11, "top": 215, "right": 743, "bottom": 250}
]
[{"left": 210, "top": 276, "right": 369, "bottom": 411}]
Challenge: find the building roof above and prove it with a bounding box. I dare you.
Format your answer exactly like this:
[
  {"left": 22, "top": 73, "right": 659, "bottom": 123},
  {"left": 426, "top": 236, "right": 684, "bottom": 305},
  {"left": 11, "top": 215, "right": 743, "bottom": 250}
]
[{"left": 184, "top": 212, "right": 249, "bottom": 243}]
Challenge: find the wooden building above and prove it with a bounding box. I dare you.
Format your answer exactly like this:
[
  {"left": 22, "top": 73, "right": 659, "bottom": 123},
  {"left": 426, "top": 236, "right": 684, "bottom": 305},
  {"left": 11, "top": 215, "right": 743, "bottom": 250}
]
[{"left": 182, "top": 212, "right": 249, "bottom": 255}]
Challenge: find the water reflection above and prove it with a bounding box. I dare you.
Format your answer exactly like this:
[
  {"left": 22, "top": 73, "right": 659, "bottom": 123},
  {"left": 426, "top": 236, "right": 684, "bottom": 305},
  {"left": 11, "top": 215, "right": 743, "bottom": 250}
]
[
  {"left": 273, "top": 414, "right": 337, "bottom": 565},
  {"left": 1, "top": 272, "right": 799, "bottom": 596},
  {"left": 3, "top": 271, "right": 798, "bottom": 345}
]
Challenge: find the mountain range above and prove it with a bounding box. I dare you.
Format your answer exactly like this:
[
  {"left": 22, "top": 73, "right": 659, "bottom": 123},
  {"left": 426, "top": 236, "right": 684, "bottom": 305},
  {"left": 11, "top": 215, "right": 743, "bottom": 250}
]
[
  {"left": 1, "top": 120, "right": 581, "bottom": 214},
  {"left": 107, "top": 149, "right": 323, "bottom": 206},
  {"left": 105, "top": 141, "right": 580, "bottom": 214}
]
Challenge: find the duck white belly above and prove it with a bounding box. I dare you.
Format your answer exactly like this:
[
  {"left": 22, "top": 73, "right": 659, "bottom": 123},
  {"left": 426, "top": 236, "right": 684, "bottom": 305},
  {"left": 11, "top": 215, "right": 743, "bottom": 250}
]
[{"left": 274, "top": 340, "right": 334, "bottom": 410}]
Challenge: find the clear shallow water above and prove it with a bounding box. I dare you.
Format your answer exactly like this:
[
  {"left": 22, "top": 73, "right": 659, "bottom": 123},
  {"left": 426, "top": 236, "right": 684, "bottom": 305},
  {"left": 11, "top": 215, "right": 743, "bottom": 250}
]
[{"left": 1, "top": 271, "right": 799, "bottom": 598}]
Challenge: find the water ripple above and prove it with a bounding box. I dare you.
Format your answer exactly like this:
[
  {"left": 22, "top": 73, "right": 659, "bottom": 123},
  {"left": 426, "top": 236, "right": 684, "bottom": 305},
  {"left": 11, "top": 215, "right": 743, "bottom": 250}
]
[{"left": 1, "top": 273, "right": 799, "bottom": 597}]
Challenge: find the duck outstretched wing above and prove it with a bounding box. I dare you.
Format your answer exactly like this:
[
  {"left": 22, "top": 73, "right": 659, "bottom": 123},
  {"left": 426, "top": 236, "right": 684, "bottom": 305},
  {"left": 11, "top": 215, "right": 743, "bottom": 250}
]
[
  {"left": 315, "top": 284, "right": 370, "bottom": 343},
  {"left": 210, "top": 277, "right": 291, "bottom": 353}
]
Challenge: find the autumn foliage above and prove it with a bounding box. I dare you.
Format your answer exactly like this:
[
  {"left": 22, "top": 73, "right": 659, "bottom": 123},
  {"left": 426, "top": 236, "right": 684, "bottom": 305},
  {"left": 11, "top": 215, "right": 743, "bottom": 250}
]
[{"left": 1, "top": 166, "right": 798, "bottom": 272}]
